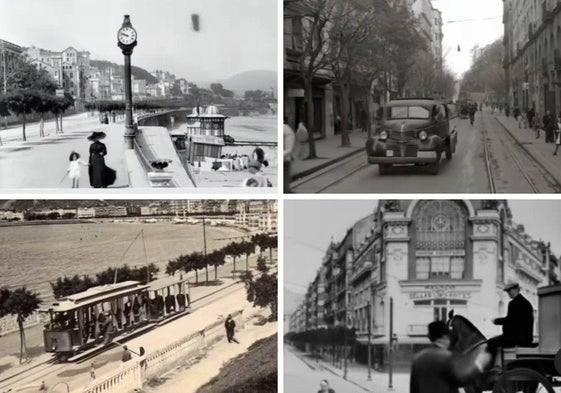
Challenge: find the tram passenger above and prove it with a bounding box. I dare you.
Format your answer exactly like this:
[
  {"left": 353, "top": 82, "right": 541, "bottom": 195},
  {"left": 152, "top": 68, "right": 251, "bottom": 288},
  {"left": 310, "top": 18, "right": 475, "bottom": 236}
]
[
  {"left": 488, "top": 282, "right": 534, "bottom": 350},
  {"left": 410, "top": 321, "right": 490, "bottom": 393}
]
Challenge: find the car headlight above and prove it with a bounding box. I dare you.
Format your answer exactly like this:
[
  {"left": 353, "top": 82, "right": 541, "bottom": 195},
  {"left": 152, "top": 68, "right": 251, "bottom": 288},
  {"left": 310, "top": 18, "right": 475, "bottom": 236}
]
[
  {"left": 418, "top": 131, "right": 428, "bottom": 141},
  {"left": 379, "top": 130, "right": 388, "bottom": 140}
]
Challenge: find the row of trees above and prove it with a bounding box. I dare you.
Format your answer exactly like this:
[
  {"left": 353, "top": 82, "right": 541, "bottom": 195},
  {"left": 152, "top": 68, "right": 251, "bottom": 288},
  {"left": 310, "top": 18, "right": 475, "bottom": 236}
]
[
  {"left": 295, "top": 0, "right": 456, "bottom": 157},
  {"left": 241, "top": 256, "right": 278, "bottom": 321},
  {"left": 50, "top": 263, "right": 160, "bottom": 299},
  {"left": 165, "top": 234, "right": 278, "bottom": 284},
  {"left": 84, "top": 100, "right": 165, "bottom": 113},
  {"left": 0, "top": 58, "right": 74, "bottom": 141},
  {"left": 460, "top": 38, "right": 505, "bottom": 104}
]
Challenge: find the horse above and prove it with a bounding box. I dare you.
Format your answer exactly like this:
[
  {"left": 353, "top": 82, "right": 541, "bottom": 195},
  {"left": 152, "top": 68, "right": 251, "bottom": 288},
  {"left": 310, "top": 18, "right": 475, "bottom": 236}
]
[{"left": 447, "top": 311, "right": 496, "bottom": 393}]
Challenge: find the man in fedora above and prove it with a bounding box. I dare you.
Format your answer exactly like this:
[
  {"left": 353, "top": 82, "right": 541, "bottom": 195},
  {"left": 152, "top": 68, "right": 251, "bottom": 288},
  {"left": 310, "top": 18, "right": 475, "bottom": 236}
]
[{"left": 488, "top": 282, "right": 534, "bottom": 350}]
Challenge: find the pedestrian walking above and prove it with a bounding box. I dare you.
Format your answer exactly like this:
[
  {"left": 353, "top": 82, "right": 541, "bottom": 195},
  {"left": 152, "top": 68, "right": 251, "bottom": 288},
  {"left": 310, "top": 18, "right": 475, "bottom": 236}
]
[
  {"left": 283, "top": 118, "right": 296, "bottom": 193},
  {"left": 90, "top": 363, "right": 96, "bottom": 381},
  {"left": 66, "top": 151, "right": 89, "bottom": 189},
  {"left": 533, "top": 112, "right": 542, "bottom": 139},
  {"left": 527, "top": 108, "right": 535, "bottom": 130},
  {"left": 318, "top": 379, "right": 335, "bottom": 393},
  {"left": 224, "top": 314, "right": 238, "bottom": 343},
  {"left": 410, "top": 321, "right": 490, "bottom": 393},
  {"left": 87, "top": 131, "right": 116, "bottom": 188},
  {"left": 121, "top": 345, "right": 132, "bottom": 362},
  {"left": 170, "top": 115, "right": 175, "bottom": 129},
  {"left": 554, "top": 115, "right": 561, "bottom": 155},
  {"left": 543, "top": 110, "right": 555, "bottom": 143},
  {"left": 295, "top": 122, "right": 308, "bottom": 160}
]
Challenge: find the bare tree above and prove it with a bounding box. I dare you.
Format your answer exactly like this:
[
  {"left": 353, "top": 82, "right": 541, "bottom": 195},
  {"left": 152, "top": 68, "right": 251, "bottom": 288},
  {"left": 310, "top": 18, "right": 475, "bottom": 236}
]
[{"left": 290, "top": 0, "right": 336, "bottom": 159}]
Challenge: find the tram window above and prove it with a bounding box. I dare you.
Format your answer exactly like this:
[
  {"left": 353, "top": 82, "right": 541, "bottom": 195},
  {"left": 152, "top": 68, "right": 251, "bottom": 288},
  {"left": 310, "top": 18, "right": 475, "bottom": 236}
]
[
  {"left": 450, "top": 300, "right": 467, "bottom": 305},
  {"left": 414, "top": 300, "right": 431, "bottom": 306},
  {"left": 434, "top": 299, "right": 447, "bottom": 305}
]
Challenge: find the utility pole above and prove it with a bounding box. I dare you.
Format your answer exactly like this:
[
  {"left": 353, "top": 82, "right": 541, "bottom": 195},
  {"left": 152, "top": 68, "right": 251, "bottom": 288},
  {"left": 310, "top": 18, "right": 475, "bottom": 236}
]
[
  {"left": 1, "top": 39, "right": 7, "bottom": 140},
  {"left": 203, "top": 216, "right": 208, "bottom": 283},
  {"left": 367, "top": 300, "right": 372, "bottom": 381},
  {"left": 388, "top": 296, "right": 394, "bottom": 390}
]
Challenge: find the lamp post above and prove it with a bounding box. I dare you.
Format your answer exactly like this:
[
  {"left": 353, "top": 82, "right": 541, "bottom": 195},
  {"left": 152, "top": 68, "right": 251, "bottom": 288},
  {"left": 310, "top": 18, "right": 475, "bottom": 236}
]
[
  {"left": 388, "top": 296, "right": 394, "bottom": 390},
  {"left": 117, "top": 15, "right": 138, "bottom": 149},
  {"left": 367, "top": 299, "right": 372, "bottom": 381}
]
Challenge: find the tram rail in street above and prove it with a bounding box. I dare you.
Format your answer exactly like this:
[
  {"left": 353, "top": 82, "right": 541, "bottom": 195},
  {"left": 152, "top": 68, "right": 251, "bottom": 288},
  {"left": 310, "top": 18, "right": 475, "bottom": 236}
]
[{"left": 481, "top": 114, "right": 561, "bottom": 193}]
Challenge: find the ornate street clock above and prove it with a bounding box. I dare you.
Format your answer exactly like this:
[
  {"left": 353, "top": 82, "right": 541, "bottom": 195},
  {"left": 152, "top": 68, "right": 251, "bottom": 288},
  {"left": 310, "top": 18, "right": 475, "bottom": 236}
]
[
  {"left": 117, "top": 15, "right": 137, "bottom": 53},
  {"left": 117, "top": 15, "right": 137, "bottom": 148}
]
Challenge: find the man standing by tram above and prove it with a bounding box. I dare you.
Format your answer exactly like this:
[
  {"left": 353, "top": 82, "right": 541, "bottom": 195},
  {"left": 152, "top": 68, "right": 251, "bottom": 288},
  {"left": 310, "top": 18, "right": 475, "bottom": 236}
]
[{"left": 488, "top": 282, "right": 534, "bottom": 350}]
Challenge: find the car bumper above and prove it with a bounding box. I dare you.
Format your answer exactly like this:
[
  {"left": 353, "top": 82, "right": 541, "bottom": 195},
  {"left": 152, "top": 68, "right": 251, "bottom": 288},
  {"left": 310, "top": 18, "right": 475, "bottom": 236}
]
[{"left": 366, "top": 137, "right": 442, "bottom": 165}]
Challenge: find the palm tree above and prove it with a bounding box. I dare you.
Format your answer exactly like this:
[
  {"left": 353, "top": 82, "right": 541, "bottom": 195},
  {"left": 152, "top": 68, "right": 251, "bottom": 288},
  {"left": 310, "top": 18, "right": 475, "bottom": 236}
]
[{"left": 0, "top": 287, "right": 41, "bottom": 363}]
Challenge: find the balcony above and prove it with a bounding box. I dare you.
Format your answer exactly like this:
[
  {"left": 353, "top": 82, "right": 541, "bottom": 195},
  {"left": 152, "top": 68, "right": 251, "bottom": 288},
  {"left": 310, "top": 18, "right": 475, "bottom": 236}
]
[
  {"left": 284, "top": 47, "right": 302, "bottom": 66},
  {"left": 555, "top": 51, "right": 561, "bottom": 71},
  {"left": 350, "top": 261, "right": 373, "bottom": 284}
]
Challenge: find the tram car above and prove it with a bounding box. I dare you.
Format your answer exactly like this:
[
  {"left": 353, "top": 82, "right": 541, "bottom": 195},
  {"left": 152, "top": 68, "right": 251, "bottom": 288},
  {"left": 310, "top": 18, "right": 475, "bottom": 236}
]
[
  {"left": 146, "top": 276, "right": 191, "bottom": 323},
  {"left": 42, "top": 276, "right": 191, "bottom": 361}
]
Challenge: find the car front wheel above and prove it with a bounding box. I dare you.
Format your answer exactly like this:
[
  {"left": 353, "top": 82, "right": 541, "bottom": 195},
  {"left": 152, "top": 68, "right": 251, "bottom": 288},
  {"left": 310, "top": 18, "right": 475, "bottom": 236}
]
[
  {"left": 378, "top": 164, "right": 390, "bottom": 176},
  {"left": 445, "top": 141, "right": 453, "bottom": 159}
]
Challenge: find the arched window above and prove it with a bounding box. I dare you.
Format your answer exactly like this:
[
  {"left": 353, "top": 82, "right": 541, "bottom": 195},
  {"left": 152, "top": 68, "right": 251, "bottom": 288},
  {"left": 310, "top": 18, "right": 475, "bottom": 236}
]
[{"left": 413, "top": 200, "right": 467, "bottom": 280}]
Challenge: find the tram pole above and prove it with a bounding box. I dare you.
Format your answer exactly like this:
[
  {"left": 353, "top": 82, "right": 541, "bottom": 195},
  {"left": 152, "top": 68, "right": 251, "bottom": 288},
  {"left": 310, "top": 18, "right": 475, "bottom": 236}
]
[
  {"left": 388, "top": 296, "right": 394, "bottom": 390},
  {"left": 367, "top": 299, "right": 372, "bottom": 381},
  {"left": 203, "top": 216, "right": 208, "bottom": 283}
]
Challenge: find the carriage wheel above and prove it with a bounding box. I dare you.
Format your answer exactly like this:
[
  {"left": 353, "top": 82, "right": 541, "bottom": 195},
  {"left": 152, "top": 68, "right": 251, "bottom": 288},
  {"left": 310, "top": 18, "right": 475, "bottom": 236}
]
[{"left": 491, "top": 368, "right": 554, "bottom": 393}]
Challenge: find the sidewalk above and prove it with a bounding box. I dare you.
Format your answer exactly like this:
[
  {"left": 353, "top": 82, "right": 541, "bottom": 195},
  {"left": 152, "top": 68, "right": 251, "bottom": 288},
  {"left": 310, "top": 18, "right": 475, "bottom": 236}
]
[
  {"left": 494, "top": 114, "right": 561, "bottom": 185},
  {"left": 290, "top": 129, "right": 368, "bottom": 181},
  {"left": 291, "top": 348, "right": 409, "bottom": 393},
  {"left": 0, "top": 113, "right": 129, "bottom": 188}
]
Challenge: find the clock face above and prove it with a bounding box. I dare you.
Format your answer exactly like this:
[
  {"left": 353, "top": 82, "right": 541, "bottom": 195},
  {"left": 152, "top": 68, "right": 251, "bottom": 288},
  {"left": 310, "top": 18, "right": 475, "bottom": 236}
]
[{"left": 118, "top": 27, "right": 137, "bottom": 45}]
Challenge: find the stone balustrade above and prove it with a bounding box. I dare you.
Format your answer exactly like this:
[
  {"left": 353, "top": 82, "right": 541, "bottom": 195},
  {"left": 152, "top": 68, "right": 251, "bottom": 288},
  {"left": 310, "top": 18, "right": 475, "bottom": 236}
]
[{"left": 72, "top": 309, "right": 245, "bottom": 393}]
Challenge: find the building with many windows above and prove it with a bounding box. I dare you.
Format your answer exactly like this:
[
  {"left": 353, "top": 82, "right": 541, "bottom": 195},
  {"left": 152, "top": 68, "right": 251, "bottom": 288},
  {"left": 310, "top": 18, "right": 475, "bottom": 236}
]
[
  {"left": 291, "top": 200, "right": 560, "bottom": 367},
  {"left": 503, "top": 0, "right": 561, "bottom": 114},
  {"left": 24, "top": 46, "right": 91, "bottom": 100}
]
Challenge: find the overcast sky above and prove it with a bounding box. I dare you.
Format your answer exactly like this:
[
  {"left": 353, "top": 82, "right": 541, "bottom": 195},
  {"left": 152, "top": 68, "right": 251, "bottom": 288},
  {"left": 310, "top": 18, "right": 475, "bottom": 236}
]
[
  {"left": 431, "top": 0, "right": 503, "bottom": 78},
  {"left": 285, "top": 200, "right": 561, "bottom": 295},
  {"left": 0, "top": 0, "right": 277, "bottom": 83}
]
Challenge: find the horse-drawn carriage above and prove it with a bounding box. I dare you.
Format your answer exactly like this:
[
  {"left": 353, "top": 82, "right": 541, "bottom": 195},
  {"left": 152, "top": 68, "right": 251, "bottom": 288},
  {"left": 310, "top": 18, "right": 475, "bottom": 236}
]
[{"left": 448, "top": 284, "right": 561, "bottom": 393}]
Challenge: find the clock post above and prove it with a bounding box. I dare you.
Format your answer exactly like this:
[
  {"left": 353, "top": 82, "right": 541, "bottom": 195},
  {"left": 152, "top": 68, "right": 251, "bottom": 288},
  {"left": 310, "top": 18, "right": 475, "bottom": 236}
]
[{"left": 117, "top": 15, "right": 138, "bottom": 149}]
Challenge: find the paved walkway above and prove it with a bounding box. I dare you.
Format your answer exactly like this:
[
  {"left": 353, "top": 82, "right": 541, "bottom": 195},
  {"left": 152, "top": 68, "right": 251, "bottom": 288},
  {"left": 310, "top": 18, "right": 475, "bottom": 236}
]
[
  {"left": 0, "top": 113, "right": 129, "bottom": 188},
  {"left": 286, "top": 346, "right": 409, "bottom": 393},
  {"left": 290, "top": 129, "right": 368, "bottom": 181},
  {"left": 494, "top": 113, "right": 561, "bottom": 187}
]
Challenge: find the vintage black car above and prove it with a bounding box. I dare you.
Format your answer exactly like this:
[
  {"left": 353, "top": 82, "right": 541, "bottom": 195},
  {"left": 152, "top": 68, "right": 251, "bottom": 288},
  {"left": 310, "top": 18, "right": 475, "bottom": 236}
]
[{"left": 366, "top": 98, "right": 457, "bottom": 175}]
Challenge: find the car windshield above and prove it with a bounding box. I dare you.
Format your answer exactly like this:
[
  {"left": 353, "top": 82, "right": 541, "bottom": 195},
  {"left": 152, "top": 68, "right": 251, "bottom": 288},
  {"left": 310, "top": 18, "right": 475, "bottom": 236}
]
[{"left": 386, "top": 105, "right": 430, "bottom": 120}]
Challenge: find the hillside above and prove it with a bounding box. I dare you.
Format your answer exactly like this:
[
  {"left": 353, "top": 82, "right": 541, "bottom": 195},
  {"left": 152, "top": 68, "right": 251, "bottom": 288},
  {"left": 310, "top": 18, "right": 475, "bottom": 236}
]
[
  {"left": 90, "top": 59, "right": 159, "bottom": 84},
  {"left": 207, "top": 70, "right": 276, "bottom": 96},
  {"left": 196, "top": 334, "right": 277, "bottom": 393}
]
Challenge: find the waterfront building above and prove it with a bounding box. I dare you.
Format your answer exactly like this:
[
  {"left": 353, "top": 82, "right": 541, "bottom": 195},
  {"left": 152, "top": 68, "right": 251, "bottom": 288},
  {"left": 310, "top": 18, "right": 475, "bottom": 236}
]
[
  {"left": 77, "top": 207, "right": 95, "bottom": 218},
  {"left": 184, "top": 106, "right": 226, "bottom": 168},
  {"left": 24, "top": 46, "right": 91, "bottom": 101},
  {"left": 291, "top": 200, "right": 560, "bottom": 367},
  {"left": 93, "top": 206, "right": 127, "bottom": 217},
  {"left": 502, "top": 0, "right": 561, "bottom": 113}
]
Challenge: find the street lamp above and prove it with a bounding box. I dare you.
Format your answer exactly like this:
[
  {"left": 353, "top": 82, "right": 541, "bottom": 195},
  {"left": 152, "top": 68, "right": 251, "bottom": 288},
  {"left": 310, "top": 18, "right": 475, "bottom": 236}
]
[
  {"left": 117, "top": 15, "right": 138, "bottom": 149},
  {"left": 367, "top": 299, "right": 372, "bottom": 381}
]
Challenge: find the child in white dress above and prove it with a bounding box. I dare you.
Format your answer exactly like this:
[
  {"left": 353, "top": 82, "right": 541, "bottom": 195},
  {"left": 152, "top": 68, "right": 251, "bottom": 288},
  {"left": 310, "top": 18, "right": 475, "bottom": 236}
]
[{"left": 67, "top": 151, "right": 89, "bottom": 188}]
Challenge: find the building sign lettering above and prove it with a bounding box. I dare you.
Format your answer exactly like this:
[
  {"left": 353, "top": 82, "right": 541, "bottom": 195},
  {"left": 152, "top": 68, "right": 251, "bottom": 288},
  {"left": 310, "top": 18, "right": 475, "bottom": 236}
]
[{"left": 408, "top": 285, "right": 472, "bottom": 300}]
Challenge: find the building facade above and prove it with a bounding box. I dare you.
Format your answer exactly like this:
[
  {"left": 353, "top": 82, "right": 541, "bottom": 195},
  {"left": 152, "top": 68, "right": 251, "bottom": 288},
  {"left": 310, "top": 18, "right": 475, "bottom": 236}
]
[
  {"left": 503, "top": 0, "right": 561, "bottom": 114},
  {"left": 24, "top": 46, "right": 91, "bottom": 100},
  {"left": 409, "top": 0, "right": 443, "bottom": 66},
  {"left": 291, "top": 200, "right": 560, "bottom": 367}
]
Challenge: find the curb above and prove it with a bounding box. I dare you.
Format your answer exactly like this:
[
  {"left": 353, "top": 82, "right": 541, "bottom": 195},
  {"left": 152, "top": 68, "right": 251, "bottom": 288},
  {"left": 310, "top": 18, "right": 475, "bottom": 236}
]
[
  {"left": 494, "top": 116, "right": 561, "bottom": 186},
  {"left": 290, "top": 146, "right": 366, "bottom": 182}
]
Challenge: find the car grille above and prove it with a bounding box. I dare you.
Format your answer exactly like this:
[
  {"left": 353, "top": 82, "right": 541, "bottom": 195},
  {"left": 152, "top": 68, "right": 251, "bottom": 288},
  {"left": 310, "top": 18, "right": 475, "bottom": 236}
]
[
  {"left": 389, "top": 130, "right": 417, "bottom": 141},
  {"left": 386, "top": 141, "right": 418, "bottom": 157}
]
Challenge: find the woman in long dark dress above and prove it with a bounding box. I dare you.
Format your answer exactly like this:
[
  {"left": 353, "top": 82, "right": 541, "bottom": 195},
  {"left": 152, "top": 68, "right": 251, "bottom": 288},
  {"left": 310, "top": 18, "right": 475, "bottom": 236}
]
[{"left": 87, "top": 131, "right": 116, "bottom": 188}]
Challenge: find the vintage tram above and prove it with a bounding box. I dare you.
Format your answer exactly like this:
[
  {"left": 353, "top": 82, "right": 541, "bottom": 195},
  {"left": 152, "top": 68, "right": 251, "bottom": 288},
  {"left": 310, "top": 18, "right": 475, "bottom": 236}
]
[{"left": 42, "top": 276, "right": 191, "bottom": 361}]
